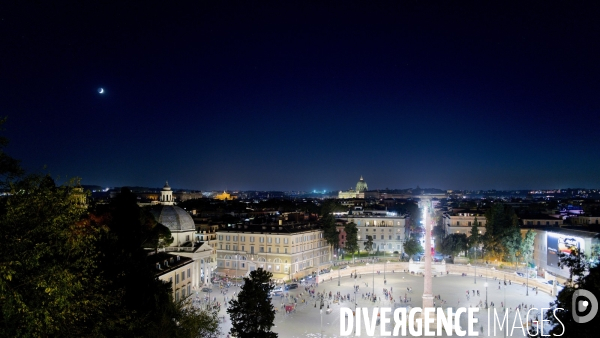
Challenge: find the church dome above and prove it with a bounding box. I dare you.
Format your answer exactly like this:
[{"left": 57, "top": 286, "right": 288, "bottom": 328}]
[
  {"left": 150, "top": 205, "right": 195, "bottom": 232},
  {"left": 355, "top": 176, "right": 368, "bottom": 192}
]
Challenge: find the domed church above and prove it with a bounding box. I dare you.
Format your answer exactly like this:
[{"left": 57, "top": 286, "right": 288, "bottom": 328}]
[
  {"left": 150, "top": 181, "right": 196, "bottom": 246},
  {"left": 355, "top": 175, "right": 368, "bottom": 192},
  {"left": 338, "top": 176, "right": 369, "bottom": 199},
  {"left": 149, "top": 181, "right": 214, "bottom": 289}
]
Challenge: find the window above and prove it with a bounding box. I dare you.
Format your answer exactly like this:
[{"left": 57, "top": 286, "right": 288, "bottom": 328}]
[
  {"left": 241, "top": 245, "right": 245, "bottom": 251},
  {"left": 381, "top": 235, "right": 383, "bottom": 240},
  {"left": 169, "top": 277, "right": 173, "bottom": 284},
  {"left": 233, "top": 236, "right": 237, "bottom": 241},
  {"left": 182, "top": 288, "right": 185, "bottom": 297},
  {"left": 284, "top": 238, "right": 288, "bottom": 244},
  {"left": 284, "top": 248, "right": 288, "bottom": 254},
  {"left": 176, "top": 274, "right": 180, "bottom": 284},
  {"left": 176, "top": 290, "right": 180, "bottom": 302},
  {"left": 456, "top": 221, "right": 460, "bottom": 226},
  {"left": 268, "top": 237, "right": 272, "bottom": 243},
  {"left": 241, "top": 236, "right": 245, "bottom": 242},
  {"left": 468, "top": 222, "right": 471, "bottom": 226},
  {"left": 226, "top": 235, "right": 230, "bottom": 241},
  {"left": 250, "top": 237, "right": 255, "bottom": 242},
  {"left": 389, "top": 235, "right": 392, "bottom": 240},
  {"left": 187, "top": 284, "right": 191, "bottom": 295},
  {"left": 268, "top": 247, "right": 271, "bottom": 253},
  {"left": 276, "top": 238, "right": 280, "bottom": 244},
  {"left": 219, "top": 235, "right": 223, "bottom": 240},
  {"left": 260, "top": 247, "right": 264, "bottom": 253},
  {"left": 186, "top": 235, "right": 190, "bottom": 241},
  {"left": 276, "top": 248, "right": 280, "bottom": 253},
  {"left": 260, "top": 237, "right": 264, "bottom": 243},
  {"left": 187, "top": 268, "right": 191, "bottom": 278}
]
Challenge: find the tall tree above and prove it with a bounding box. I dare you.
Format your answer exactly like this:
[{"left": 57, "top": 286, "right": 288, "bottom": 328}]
[
  {"left": 403, "top": 236, "right": 424, "bottom": 258},
  {"left": 440, "top": 233, "right": 468, "bottom": 257},
  {"left": 364, "top": 235, "right": 374, "bottom": 257},
  {"left": 532, "top": 250, "right": 600, "bottom": 337},
  {"left": 0, "top": 175, "right": 109, "bottom": 337},
  {"left": 321, "top": 213, "right": 338, "bottom": 261},
  {"left": 519, "top": 229, "right": 536, "bottom": 272},
  {"left": 344, "top": 222, "right": 359, "bottom": 264},
  {"left": 483, "top": 202, "right": 519, "bottom": 260},
  {"left": 227, "top": 268, "right": 277, "bottom": 338},
  {"left": 468, "top": 217, "right": 482, "bottom": 259},
  {"left": 89, "top": 188, "right": 185, "bottom": 336}
]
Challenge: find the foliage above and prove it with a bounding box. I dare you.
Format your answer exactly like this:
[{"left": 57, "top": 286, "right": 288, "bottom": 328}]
[
  {"left": 227, "top": 269, "right": 277, "bottom": 338},
  {"left": 519, "top": 229, "right": 536, "bottom": 266},
  {"left": 0, "top": 175, "right": 108, "bottom": 337},
  {"left": 89, "top": 188, "right": 181, "bottom": 336},
  {"left": 532, "top": 250, "right": 600, "bottom": 337},
  {"left": 364, "top": 235, "right": 374, "bottom": 254},
  {"left": 440, "top": 233, "right": 468, "bottom": 257},
  {"left": 403, "top": 236, "right": 424, "bottom": 257},
  {"left": 432, "top": 216, "right": 446, "bottom": 240},
  {"left": 482, "top": 202, "right": 520, "bottom": 260},
  {"left": 344, "top": 222, "right": 359, "bottom": 261},
  {"left": 468, "top": 217, "right": 481, "bottom": 254}
]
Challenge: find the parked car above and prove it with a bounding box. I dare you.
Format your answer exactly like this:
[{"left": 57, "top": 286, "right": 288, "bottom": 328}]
[
  {"left": 201, "top": 287, "right": 212, "bottom": 292},
  {"left": 285, "top": 283, "right": 299, "bottom": 290},
  {"left": 340, "top": 265, "right": 348, "bottom": 270},
  {"left": 272, "top": 286, "right": 283, "bottom": 293}
]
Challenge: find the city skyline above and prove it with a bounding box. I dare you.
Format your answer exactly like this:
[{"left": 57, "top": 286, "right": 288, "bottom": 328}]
[{"left": 2, "top": 2, "right": 599, "bottom": 191}]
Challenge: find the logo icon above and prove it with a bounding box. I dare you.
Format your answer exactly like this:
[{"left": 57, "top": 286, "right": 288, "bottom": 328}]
[{"left": 572, "top": 289, "right": 598, "bottom": 324}]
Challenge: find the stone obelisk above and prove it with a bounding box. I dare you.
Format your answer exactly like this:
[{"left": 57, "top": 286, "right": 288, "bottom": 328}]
[{"left": 422, "top": 199, "right": 434, "bottom": 309}]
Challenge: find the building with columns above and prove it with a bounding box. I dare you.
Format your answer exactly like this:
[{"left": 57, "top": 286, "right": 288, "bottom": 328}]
[
  {"left": 147, "top": 182, "right": 214, "bottom": 294},
  {"left": 215, "top": 222, "right": 330, "bottom": 282}
]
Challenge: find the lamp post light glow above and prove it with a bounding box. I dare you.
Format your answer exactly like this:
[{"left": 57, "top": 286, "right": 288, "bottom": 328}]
[{"left": 485, "top": 282, "right": 488, "bottom": 309}]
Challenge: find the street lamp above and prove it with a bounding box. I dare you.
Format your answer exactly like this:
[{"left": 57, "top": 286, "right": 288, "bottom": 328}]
[
  {"left": 526, "top": 262, "right": 529, "bottom": 296},
  {"left": 485, "top": 282, "right": 488, "bottom": 309},
  {"left": 319, "top": 295, "right": 324, "bottom": 338}
]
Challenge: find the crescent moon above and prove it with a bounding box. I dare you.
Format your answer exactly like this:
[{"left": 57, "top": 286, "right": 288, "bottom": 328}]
[{"left": 98, "top": 88, "right": 104, "bottom": 94}]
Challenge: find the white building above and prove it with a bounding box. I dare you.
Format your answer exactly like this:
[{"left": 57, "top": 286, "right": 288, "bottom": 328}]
[
  {"left": 339, "top": 215, "right": 408, "bottom": 254},
  {"left": 148, "top": 182, "right": 214, "bottom": 288}
]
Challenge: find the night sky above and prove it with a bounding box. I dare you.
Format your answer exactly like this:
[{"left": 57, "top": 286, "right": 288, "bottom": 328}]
[{"left": 2, "top": 2, "right": 599, "bottom": 191}]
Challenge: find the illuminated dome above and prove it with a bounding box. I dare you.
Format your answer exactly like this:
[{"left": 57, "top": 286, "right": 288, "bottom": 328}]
[
  {"left": 150, "top": 205, "right": 195, "bottom": 232},
  {"left": 355, "top": 176, "right": 368, "bottom": 192},
  {"left": 149, "top": 181, "right": 195, "bottom": 232}
]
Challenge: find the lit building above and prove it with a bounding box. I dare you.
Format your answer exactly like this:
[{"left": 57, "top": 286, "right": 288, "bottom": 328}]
[
  {"left": 442, "top": 211, "right": 487, "bottom": 236},
  {"left": 151, "top": 253, "right": 194, "bottom": 302},
  {"left": 215, "top": 222, "right": 330, "bottom": 282},
  {"left": 214, "top": 191, "right": 236, "bottom": 200},
  {"left": 147, "top": 182, "right": 214, "bottom": 288},
  {"left": 527, "top": 227, "right": 600, "bottom": 280},
  {"left": 339, "top": 214, "right": 409, "bottom": 254},
  {"left": 338, "top": 176, "right": 369, "bottom": 199}
]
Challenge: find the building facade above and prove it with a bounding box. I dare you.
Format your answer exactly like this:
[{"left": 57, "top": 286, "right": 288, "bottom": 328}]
[
  {"left": 215, "top": 223, "right": 330, "bottom": 282},
  {"left": 443, "top": 211, "right": 487, "bottom": 236},
  {"left": 152, "top": 253, "right": 195, "bottom": 302},
  {"left": 339, "top": 215, "right": 408, "bottom": 254}
]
